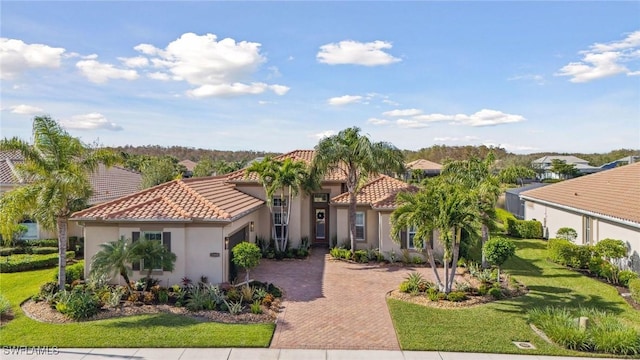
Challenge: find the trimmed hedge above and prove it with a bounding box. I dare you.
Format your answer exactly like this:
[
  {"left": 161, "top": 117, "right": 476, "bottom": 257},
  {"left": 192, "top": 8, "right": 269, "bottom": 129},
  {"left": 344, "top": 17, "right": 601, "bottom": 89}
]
[
  {"left": 29, "top": 239, "right": 59, "bottom": 247},
  {"left": 54, "top": 261, "right": 84, "bottom": 284},
  {"left": 506, "top": 218, "right": 543, "bottom": 238},
  {"left": 0, "top": 251, "right": 75, "bottom": 273},
  {"left": 547, "top": 238, "right": 593, "bottom": 269},
  {"left": 629, "top": 278, "right": 640, "bottom": 304},
  {"left": 31, "top": 246, "right": 59, "bottom": 255}
]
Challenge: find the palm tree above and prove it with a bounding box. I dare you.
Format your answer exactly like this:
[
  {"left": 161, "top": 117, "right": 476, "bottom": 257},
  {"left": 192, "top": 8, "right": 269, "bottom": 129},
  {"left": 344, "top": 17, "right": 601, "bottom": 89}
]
[
  {"left": 392, "top": 177, "right": 481, "bottom": 293},
  {"left": 131, "top": 239, "right": 176, "bottom": 290},
  {"left": 0, "top": 116, "right": 121, "bottom": 289},
  {"left": 245, "top": 157, "right": 281, "bottom": 249},
  {"left": 273, "top": 158, "right": 308, "bottom": 250},
  {"left": 90, "top": 236, "right": 137, "bottom": 292},
  {"left": 441, "top": 154, "right": 501, "bottom": 268},
  {"left": 312, "top": 127, "right": 405, "bottom": 252}
]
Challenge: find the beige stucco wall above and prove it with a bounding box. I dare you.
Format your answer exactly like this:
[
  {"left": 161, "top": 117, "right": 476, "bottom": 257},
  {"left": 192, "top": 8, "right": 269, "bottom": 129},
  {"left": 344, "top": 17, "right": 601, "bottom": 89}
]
[
  {"left": 234, "top": 182, "right": 344, "bottom": 249},
  {"left": 80, "top": 213, "right": 265, "bottom": 286},
  {"left": 524, "top": 200, "right": 640, "bottom": 273},
  {"left": 378, "top": 212, "right": 444, "bottom": 261}
]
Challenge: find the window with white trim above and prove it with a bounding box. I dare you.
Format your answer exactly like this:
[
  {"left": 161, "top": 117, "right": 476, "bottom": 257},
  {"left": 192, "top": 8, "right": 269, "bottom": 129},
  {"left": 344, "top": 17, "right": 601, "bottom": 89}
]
[
  {"left": 355, "top": 212, "right": 365, "bottom": 240},
  {"left": 407, "top": 226, "right": 421, "bottom": 249},
  {"left": 273, "top": 196, "right": 288, "bottom": 238}
]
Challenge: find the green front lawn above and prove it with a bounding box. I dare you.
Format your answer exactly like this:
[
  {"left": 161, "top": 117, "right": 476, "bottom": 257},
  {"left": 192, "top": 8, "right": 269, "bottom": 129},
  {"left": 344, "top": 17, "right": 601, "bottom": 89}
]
[
  {"left": 0, "top": 268, "right": 274, "bottom": 347},
  {"left": 388, "top": 239, "right": 639, "bottom": 356}
]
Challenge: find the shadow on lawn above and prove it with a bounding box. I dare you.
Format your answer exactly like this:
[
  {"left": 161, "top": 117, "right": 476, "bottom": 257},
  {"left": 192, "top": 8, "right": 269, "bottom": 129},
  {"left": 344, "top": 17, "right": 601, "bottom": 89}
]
[{"left": 102, "top": 313, "right": 197, "bottom": 328}]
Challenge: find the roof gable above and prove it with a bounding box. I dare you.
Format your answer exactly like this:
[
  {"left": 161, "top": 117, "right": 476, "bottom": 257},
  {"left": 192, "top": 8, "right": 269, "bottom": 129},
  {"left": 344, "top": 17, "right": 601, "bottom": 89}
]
[
  {"left": 332, "top": 175, "right": 417, "bottom": 209},
  {"left": 406, "top": 159, "right": 442, "bottom": 171},
  {"left": 71, "top": 176, "right": 264, "bottom": 222},
  {"left": 521, "top": 162, "right": 640, "bottom": 224}
]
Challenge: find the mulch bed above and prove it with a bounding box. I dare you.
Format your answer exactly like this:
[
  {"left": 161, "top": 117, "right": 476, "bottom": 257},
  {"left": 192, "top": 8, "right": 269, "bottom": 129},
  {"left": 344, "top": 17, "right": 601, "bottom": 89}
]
[
  {"left": 387, "top": 284, "right": 528, "bottom": 309},
  {"left": 20, "top": 298, "right": 279, "bottom": 324}
]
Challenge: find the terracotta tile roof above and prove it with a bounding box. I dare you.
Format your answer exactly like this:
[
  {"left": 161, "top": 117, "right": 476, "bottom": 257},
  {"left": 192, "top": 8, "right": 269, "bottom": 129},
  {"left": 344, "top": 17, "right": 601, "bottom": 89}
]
[
  {"left": 71, "top": 176, "right": 264, "bottom": 222},
  {"left": 521, "top": 162, "right": 640, "bottom": 224},
  {"left": 331, "top": 175, "right": 417, "bottom": 209},
  {"left": 225, "top": 149, "right": 347, "bottom": 183},
  {"left": 406, "top": 159, "right": 442, "bottom": 171},
  {"left": 88, "top": 164, "right": 143, "bottom": 205},
  {"left": 0, "top": 151, "right": 25, "bottom": 184}
]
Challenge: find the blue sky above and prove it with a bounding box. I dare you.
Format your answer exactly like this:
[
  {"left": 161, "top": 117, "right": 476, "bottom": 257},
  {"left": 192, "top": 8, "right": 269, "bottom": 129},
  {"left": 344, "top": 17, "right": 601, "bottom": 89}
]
[{"left": 1, "top": 1, "right": 639, "bottom": 154}]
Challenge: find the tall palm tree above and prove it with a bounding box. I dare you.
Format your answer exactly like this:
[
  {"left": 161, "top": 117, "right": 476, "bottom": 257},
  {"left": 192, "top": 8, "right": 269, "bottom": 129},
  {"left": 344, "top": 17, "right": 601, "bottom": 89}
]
[
  {"left": 312, "top": 127, "right": 405, "bottom": 252},
  {"left": 245, "top": 157, "right": 281, "bottom": 249},
  {"left": 0, "top": 115, "right": 120, "bottom": 289},
  {"left": 392, "top": 177, "right": 481, "bottom": 293},
  {"left": 273, "top": 158, "right": 308, "bottom": 250},
  {"left": 90, "top": 237, "right": 137, "bottom": 292},
  {"left": 441, "top": 154, "right": 501, "bottom": 268}
]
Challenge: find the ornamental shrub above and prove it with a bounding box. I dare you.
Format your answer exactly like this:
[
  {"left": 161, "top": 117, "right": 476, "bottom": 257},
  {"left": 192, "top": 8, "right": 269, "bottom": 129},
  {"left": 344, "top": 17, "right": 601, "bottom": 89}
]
[
  {"left": 0, "top": 251, "right": 75, "bottom": 273},
  {"left": 594, "top": 239, "right": 627, "bottom": 261},
  {"left": 556, "top": 227, "right": 578, "bottom": 241},
  {"left": 618, "top": 270, "right": 639, "bottom": 287},
  {"left": 507, "top": 219, "right": 543, "bottom": 238},
  {"left": 547, "top": 239, "right": 592, "bottom": 269},
  {"left": 231, "top": 242, "right": 261, "bottom": 283},
  {"left": 30, "top": 247, "right": 59, "bottom": 255}
]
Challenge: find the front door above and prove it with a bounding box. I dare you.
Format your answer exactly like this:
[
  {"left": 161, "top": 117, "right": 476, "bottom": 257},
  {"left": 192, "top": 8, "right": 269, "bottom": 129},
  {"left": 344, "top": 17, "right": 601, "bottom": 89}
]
[{"left": 312, "top": 193, "right": 329, "bottom": 245}]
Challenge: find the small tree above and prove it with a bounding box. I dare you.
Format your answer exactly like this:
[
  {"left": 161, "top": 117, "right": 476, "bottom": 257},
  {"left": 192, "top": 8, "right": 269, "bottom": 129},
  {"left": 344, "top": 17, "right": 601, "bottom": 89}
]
[
  {"left": 483, "top": 237, "right": 516, "bottom": 282},
  {"left": 556, "top": 227, "right": 577, "bottom": 242},
  {"left": 232, "top": 242, "right": 261, "bottom": 283},
  {"left": 131, "top": 239, "right": 177, "bottom": 290},
  {"left": 90, "top": 236, "right": 137, "bottom": 292}
]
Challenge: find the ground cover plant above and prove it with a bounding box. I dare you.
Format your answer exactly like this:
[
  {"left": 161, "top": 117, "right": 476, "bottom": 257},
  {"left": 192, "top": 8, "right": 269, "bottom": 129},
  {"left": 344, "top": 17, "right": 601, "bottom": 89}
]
[
  {"left": 0, "top": 268, "right": 275, "bottom": 347},
  {"left": 388, "top": 239, "right": 640, "bottom": 356}
]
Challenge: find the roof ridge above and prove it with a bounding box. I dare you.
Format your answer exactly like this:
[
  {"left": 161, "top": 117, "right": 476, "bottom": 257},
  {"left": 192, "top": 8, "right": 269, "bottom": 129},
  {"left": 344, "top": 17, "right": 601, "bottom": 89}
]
[
  {"left": 176, "top": 178, "right": 228, "bottom": 217},
  {"left": 103, "top": 195, "right": 168, "bottom": 219},
  {"left": 4, "top": 158, "right": 23, "bottom": 183},
  {"left": 72, "top": 179, "right": 180, "bottom": 217}
]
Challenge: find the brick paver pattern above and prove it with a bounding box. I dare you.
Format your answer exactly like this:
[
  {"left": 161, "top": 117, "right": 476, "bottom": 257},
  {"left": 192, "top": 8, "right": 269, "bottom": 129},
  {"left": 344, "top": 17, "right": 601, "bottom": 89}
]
[{"left": 252, "top": 249, "right": 459, "bottom": 350}]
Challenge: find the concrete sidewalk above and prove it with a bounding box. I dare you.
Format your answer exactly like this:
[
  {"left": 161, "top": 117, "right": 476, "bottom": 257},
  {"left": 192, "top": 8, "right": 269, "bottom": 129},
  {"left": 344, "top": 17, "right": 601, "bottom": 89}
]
[{"left": 0, "top": 348, "right": 617, "bottom": 360}]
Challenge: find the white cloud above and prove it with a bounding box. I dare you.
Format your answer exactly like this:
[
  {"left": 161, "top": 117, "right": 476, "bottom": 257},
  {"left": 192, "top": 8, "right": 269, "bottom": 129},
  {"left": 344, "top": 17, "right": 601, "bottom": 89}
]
[
  {"left": 382, "top": 108, "right": 422, "bottom": 117},
  {"left": 397, "top": 119, "right": 428, "bottom": 129},
  {"left": 507, "top": 74, "right": 546, "bottom": 85},
  {"left": 459, "top": 109, "right": 525, "bottom": 127},
  {"left": 556, "top": 30, "right": 640, "bottom": 82},
  {"left": 119, "top": 56, "right": 149, "bottom": 68},
  {"left": 328, "top": 95, "right": 362, "bottom": 106},
  {"left": 60, "top": 113, "right": 123, "bottom": 131},
  {"left": 433, "top": 135, "right": 479, "bottom": 142},
  {"left": 310, "top": 130, "right": 337, "bottom": 139},
  {"left": 317, "top": 40, "right": 401, "bottom": 66},
  {"left": 482, "top": 142, "right": 538, "bottom": 152},
  {"left": 147, "top": 72, "right": 171, "bottom": 81},
  {"left": 0, "top": 38, "right": 65, "bottom": 80},
  {"left": 367, "top": 118, "right": 390, "bottom": 125},
  {"left": 76, "top": 59, "right": 139, "bottom": 84},
  {"left": 369, "top": 108, "right": 525, "bottom": 128},
  {"left": 10, "top": 104, "right": 44, "bottom": 115},
  {"left": 134, "top": 32, "right": 287, "bottom": 97}
]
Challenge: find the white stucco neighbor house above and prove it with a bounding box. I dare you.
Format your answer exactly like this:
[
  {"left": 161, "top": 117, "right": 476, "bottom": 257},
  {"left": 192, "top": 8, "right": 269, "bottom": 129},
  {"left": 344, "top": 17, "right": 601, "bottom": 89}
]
[
  {"left": 531, "top": 155, "right": 602, "bottom": 180},
  {"left": 71, "top": 150, "right": 430, "bottom": 285},
  {"left": 520, "top": 162, "right": 640, "bottom": 273}
]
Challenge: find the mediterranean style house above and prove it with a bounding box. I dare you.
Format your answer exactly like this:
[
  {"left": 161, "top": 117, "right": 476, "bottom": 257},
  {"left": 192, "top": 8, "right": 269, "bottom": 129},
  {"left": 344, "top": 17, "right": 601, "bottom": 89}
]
[
  {"left": 521, "top": 162, "right": 640, "bottom": 272},
  {"left": 71, "top": 150, "right": 433, "bottom": 285},
  {"left": 0, "top": 150, "right": 142, "bottom": 240}
]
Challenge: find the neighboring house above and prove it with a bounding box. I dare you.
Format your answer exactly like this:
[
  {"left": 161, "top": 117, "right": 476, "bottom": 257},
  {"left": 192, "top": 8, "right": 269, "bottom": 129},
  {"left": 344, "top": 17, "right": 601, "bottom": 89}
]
[
  {"left": 178, "top": 159, "right": 197, "bottom": 178},
  {"left": 504, "top": 183, "right": 548, "bottom": 220},
  {"left": 531, "top": 155, "right": 602, "bottom": 180},
  {"left": 599, "top": 155, "right": 640, "bottom": 170},
  {"left": 0, "top": 151, "right": 142, "bottom": 240},
  {"left": 404, "top": 159, "right": 442, "bottom": 182},
  {"left": 72, "top": 149, "right": 433, "bottom": 285},
  {"left": 520, "top": 162, "right": 640, "bottom": 272}
]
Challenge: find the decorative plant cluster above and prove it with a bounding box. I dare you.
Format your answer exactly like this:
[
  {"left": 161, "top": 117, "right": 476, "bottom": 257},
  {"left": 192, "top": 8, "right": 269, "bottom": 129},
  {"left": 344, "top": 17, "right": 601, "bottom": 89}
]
[
  {"left": 329, "top": 247, "right": 386, "bottom": 263},
  {"left": 31, "top": 274, "right": 282, "bottom": 321},
  {"left": 528, "top": 306, "right": 640, "bottom": 355},
  {"left": 547, "top": 237, "right": 638, "bottom": 287},
  {"left": 256, "top": 236, "right": 311, "bottom": 260},
  {"left": 397, "top": 265, "right": 525, "bottom": 304},
  {"left": 506, "top": 218, "right": 543, "bottom": 238}
]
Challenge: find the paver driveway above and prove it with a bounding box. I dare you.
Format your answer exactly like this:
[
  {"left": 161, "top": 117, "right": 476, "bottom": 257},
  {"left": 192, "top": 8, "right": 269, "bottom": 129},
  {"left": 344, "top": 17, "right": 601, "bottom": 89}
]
[{"left": 252, "top": 249, "right": 454, "bottom": 350}]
